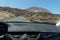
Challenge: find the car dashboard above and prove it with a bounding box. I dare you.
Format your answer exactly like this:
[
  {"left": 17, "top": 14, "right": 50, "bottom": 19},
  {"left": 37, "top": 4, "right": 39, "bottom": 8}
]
[{"left": 0, "top": 22, "right": 60, "bottom": 40}]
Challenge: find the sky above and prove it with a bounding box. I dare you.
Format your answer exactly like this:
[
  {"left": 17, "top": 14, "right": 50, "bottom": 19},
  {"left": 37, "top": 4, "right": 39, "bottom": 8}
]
[{"left": 0, "top": 0, "right": 60, "bottom": 14}]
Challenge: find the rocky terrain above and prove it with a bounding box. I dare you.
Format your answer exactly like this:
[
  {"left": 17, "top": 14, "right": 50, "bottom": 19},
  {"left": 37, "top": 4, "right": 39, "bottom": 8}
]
[
  {"left": 26, "top": 7, "right": 50, "bottom": 13},
  {"left": 0, "top": 6, "right": 60, "bottom": 24},
  {"left": 0, "top": 11, "right": 16, "bottom": 21}
]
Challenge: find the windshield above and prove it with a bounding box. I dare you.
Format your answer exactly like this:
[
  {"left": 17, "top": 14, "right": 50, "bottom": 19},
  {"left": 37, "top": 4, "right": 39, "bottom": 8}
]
[
  {"left": 0, "top": 0, "right": 60, "bottom": 40},
  {"left": 0, "top": 0, "right": 59, "bottom": 26}
]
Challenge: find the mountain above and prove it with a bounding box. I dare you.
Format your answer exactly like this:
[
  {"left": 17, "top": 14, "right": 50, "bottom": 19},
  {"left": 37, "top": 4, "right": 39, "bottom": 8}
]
[
  {"left": 0, "top": 6, "right": 29, "bottom": 16},
  {"left": 26, "top": 7, "right": 50, "bottom": 13},
  {"left": 0, "top": 6, "right": 59, "bottom": 24},
  {"left": 25, "top": 12, "right": 60, "bottom": 24}
]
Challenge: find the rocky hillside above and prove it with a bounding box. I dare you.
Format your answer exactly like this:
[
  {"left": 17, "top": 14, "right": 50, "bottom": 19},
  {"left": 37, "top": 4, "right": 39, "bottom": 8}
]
[
  {"left": 0, "top": 6, "right": 60, "bottom": 24},
  {"left": 25, "top": 12, "right": 60, "bottom": 24},
  {"left": 26, "top": 7, "right": 50, "bottom": 13},
  {"left": 0, "top": 11, "right": 16, "bottom": 21}
]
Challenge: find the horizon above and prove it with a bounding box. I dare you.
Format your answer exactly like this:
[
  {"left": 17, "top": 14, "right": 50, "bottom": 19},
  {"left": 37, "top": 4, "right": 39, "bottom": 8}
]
[{"left": 0, "top": 0, "right": 60, "bottom": 14}]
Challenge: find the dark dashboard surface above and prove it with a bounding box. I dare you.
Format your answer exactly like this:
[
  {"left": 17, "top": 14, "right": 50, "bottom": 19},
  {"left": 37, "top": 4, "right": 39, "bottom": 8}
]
[{"left": 6, "top": 22, "right": 60, "bottom": 33}]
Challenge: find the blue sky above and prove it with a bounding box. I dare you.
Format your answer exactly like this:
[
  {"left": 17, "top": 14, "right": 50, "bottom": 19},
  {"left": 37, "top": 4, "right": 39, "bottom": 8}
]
[{"left": 0, "top": 0, "right": 60, "bottom": 14}]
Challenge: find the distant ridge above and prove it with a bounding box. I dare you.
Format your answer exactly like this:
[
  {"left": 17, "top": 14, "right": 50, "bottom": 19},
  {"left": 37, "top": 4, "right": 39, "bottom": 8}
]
[{"left": 26, "top": 7, "right": 50, "bottom": 13}]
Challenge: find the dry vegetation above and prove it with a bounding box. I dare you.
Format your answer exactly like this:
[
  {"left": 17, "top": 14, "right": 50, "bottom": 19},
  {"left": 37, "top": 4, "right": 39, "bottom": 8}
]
[
  {"left": 0, "top": 7, "right": 60, "bottom": 24},
  {"left": 0, "top": 11, "right": 16, "bottom": 21}
]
